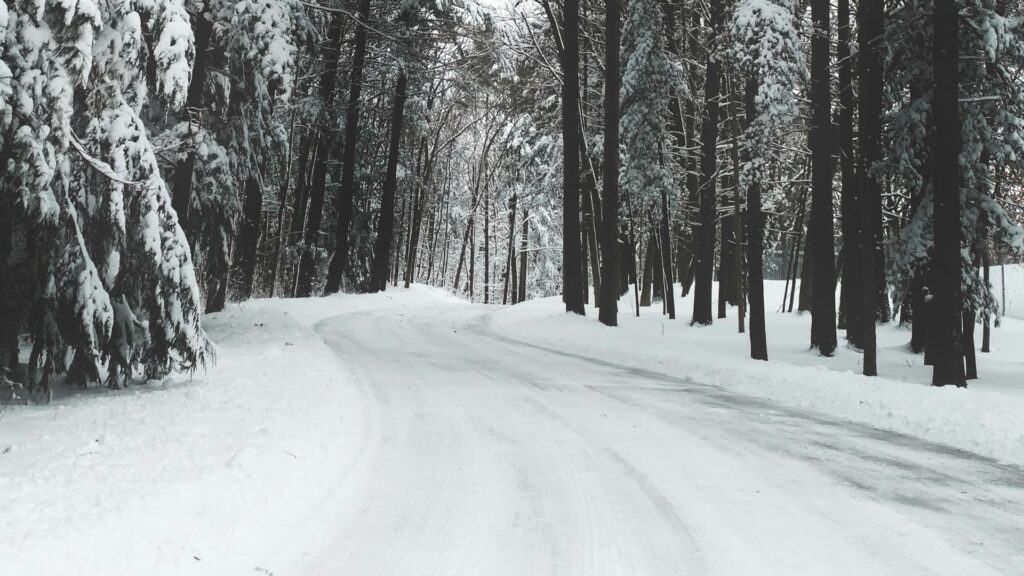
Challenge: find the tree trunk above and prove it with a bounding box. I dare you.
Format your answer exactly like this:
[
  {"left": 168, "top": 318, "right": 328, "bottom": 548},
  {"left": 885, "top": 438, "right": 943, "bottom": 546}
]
[
  {"left": 369, "top": 69, "right": 410, "bottom": 292},
  {"left": 931, "top": 0, "right": 965, "bottom": 386},
  {"left": 746, "top": 77, "right": 768, "bottom": 360},
  {"left": 809, "top": 0, "right": 837, "bottom": 355},
  {"left": 598, "top": 0, "right": 622, "bottom": 326},
  {"left": 582, "top": 151, "right": 603, "bottom": 305},
  {"left": 859, "top": 0, "right": 884, "bottom": 375},
  {"left": 640, "top": 231, "right": 654, "bottom": 307},
  {"left": 561, "top": 0, "right": 585, "bottom": 315},
  {"left": 660, "top": 188, "right": 676, "bottom": 319},
  {"left": 287, "top": 129, "right": 316, "bottom": 244},
  {"left": 503, "top": 194, "right": 518, "bottom": 305},
  {"left": 324, "top": 0, "right": 373, "bottom": 294},
  {"left": 652, "top": 229, "right": 664, "bottom": 302},
  {"left": 518, "top": 209, "right": 529, "bottom": 302},
  {"left": 484, "top": 183, "right": 491, "bottom": 303},
  {"left": 982, "top": 250, "right": 991, "bottom": 352},
  {"left": 718, "top": 187, "right": 734, "bottom": 320},
  {"left": 230, "top": 176, "right": 263, "bottom": 301},
  {"left": 838, "top": 0, "right": 863, "bottom": 347},
  {"left": 692, "top": 0, "right": 722, "bottom": 326}
]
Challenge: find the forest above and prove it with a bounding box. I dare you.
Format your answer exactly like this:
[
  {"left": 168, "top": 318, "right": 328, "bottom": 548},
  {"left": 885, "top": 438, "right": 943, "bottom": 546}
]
[{"left": 1, "top": 0, "right": 1023, "bottom": 401}]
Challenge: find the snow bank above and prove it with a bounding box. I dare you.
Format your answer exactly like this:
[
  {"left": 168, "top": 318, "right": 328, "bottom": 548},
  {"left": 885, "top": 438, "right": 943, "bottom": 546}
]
[
  {"left": 491, "top": 282, "right": 1024, "bottom": 467},
  {"left": 0, "top": 285, "right": 451, "bottom": 576}
]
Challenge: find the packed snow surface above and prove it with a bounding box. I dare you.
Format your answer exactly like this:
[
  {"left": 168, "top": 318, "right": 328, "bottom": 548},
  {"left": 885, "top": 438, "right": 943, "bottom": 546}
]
[{"left": 3, "top": 283, "right": 1024, "bottom": 575}]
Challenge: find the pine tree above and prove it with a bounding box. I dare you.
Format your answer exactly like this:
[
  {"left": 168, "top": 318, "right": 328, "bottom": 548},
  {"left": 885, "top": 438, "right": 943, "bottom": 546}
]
[
  {"left": 0, "top": 0, "right": 211, "bottom": 395},
  {"left": 621, "top": 0, "right": 675, "bottom": 318},
  {"left": 730, "top": 0, "right": 803, "bottom": 359}
]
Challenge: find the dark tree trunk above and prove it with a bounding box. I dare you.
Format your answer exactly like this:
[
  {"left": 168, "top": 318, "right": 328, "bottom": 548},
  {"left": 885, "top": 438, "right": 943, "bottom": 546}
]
[
  {"left": 859, "top": 0, "right": 884, "bottom": 375},
  {"left": 0, "top": 200, "right": 18, "bottom": 378},
  {"left": 680, "top": 0, "right": 700, "bottom": 299},
  {"left": 369, "top": 70, "right": 410, "bottom": 292},
  {"left": 503, "top": 194, "right": 518, "bottom": 305},
  {"left": 295, "top": 15, "right": 345, "bottom": 297},
  {"left": 838, "top": 0, "right": 863, "bottom": 347},
  {"left": 324, "top": 0, "right": 373, "bottom": 294},
  {"left": 205, "top": 254, "right": 228, "bottom": 314},
  {"left": 692, "top": 0, "right": 722, "bottom": 326},
  {"left": 718, "top": 187, "right": 735, "bottom": 319},
  {"left": 287, "top": 129, "right": 316, "bottom": 242},
  {"left": 746, "top": 78, "right": 768, "bottom": 360},
  {"left": 598, "top": 0, "right": 622, "bottom": 326},
  {"left": 640, "top": 231, "right": 654, "bottom": 307},
  {"left": 468, "top": 219, "right": 476, "bottom": 300},
  {"left": 809, "top": 0, "right": 837, "bottom": 355},
  {"left": 484, "top": 184, "right": 491, "bottom": 303},
  {"left": 982, "top": 250, "right": 991, "bottom": 352},
  {"left": 518, "top": 209, "right": 529, "bottom": 303},
  {"left": 964, "top": 309, "right": 978, "bottom": 380},
  {"left": 652, "top": 229, "right": 664, "bottom": 302},
  {"left": 562, "top": 0, "right": 585, "bottom": 315},
  {"left": 581, "top": 152, "right": 602, "bottom": 305},
  {"left": 230, "top": 176, "right": 263, "bottom": 301},
  {"left": 660, "top": 188, "right": 676, "bottom": 319},
  {"left": 931, "top": 0, "right": 965, "bottom": 386}
]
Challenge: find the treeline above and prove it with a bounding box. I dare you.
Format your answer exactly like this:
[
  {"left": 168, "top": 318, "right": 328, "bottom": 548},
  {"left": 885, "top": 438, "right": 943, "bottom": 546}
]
[{"left": 2, "top": 0, "right": 1023, "bottom": 398}]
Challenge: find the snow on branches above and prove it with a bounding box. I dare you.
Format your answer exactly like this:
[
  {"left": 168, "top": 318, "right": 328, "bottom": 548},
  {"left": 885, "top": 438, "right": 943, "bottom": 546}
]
[{"left": 0, "top": 0, "right": 208, "bottom": 392}]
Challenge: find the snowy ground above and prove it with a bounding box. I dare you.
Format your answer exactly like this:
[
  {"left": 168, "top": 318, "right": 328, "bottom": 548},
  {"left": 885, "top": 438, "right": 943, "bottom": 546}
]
[
  {"left": 0, "top": 287, "right": 454, "bottom": 575},
  {"left": 493, "top": 279, "right": 1024, "bottom": 465},
  {"left": 2, "top": 282, "right": 1024, "bottom": 575}
]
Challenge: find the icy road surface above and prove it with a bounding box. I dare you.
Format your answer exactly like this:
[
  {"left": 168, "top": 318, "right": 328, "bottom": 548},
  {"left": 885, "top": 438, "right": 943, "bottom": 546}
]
[{"left": 287, "top": 303, "right": 1024, "bottom": 576}]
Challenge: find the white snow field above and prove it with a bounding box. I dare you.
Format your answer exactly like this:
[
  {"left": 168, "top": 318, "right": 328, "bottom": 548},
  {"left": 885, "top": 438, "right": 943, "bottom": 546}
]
[{"left": 3, "top": 282, "right": 1024, "bottom": 575}]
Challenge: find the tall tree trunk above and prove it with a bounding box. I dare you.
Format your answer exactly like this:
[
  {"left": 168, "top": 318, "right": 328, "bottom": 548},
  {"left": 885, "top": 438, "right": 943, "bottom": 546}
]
[
  {"left": 660, "top": 188, "right": 676, "bottom": 319},
  {"left": 838, "top": 0, "right": 863, "bottom": 347},
  {"left": 518, "top": 210, "right": 529, "bottom": 302},
  {"left": 230, "top": 176, "right": 263, "bottom": 301},
  {"left": 503, "top": 194, "right": 518, "bottom": 305},
  {"left": 562, "top": 0, "right": 585, "bottom": 315},
  {"left": 324, "top": 0, "right": 373, "bottom": 294},
  {"left": 718, "top": 173, "right": 736, "bottom": 318},
  {"left": 652, "top": 228, "right": 664, "bottom": 302},
  {"left": 287, "top": 129, "right": 316, "bottom": 244},
  {"left": 859, "top": 0, "right": 884, "bottom": 375},
  {"left": 931, "top": 0, "right": 965, "bottom": 386},
  {"left": 598, "top": 0, "right": 622, "bottom": 326},
  {"left": 809, "top": 0, "right": 837, "bottom": 355},
  {"left": 369, "top": 69, "right": 410, "bottom": 292},
  {"left": 982, "top": 250, "right": 991, "bottom": 352},
  {"left": 484, "top": 183, "right": 491, "bottom": 303},
  {"left": 746, "top": 78, "right": 768, "bottom": 360},
  {"left": 640, "top": 230, "right": 654, "bottom": 307},
  {"left": 295, "top": 15, "right": 345, "bottom": 297},
  {"left": 692, "top": 0, "right": 722, "bottom": 326},
  {"left": 582, "top": 151, "right": 603, "bottom": 305}
]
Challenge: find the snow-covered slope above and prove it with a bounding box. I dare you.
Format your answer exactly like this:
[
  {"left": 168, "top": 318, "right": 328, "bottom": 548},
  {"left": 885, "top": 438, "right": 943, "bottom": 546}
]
[
  {"left": 0, "top": 286, "right": 451, "bottom": 576},
  {"left": 492, "top": 280, "right": 1024, "bottom": 467}
]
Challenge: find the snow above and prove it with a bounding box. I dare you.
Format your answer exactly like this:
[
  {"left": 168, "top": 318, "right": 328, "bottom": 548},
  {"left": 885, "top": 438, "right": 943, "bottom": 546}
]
[
  {"left": 492, "top": 278, "right": 1024, "bottom": 467},
  {"left": 0, "top": 286, "right": 451, "bottom": 575},
  {"left": 3, "top": 283, "right": 1024, "bottom": 574}
]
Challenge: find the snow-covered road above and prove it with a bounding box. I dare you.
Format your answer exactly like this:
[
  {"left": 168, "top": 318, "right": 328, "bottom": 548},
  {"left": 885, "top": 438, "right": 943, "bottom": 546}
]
[{"left": 287, "top": 302, "right": 1024, "bottom": 576}]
